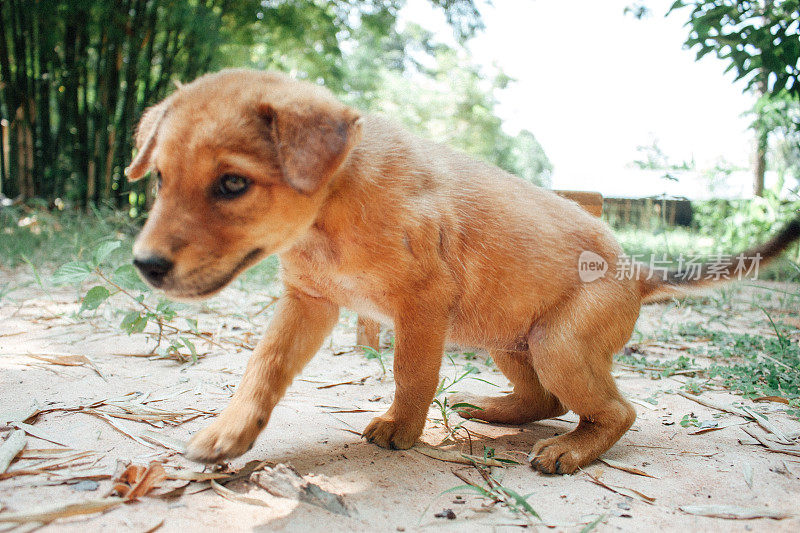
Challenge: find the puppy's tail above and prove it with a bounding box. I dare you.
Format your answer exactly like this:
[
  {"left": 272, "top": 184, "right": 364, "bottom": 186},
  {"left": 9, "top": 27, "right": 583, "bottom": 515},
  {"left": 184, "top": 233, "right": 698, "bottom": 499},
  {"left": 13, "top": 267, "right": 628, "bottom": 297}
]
[{"left": 638, "top": 218, "right": 800, "bottom": 303}]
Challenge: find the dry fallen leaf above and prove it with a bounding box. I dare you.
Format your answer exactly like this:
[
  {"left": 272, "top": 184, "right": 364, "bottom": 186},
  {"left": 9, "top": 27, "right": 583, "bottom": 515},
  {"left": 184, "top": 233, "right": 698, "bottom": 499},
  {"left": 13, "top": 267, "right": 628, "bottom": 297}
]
[
  {"left": 0, "top": 497, "right": 124, "bottom": 524},
  {"left": 0, "top": 430, "right": 27, "bottom": 474},
  {"left": 742, "top": 462, "right": 754, "bottom": 489},
  {"left": 598, "top": 457, "right": 658, "bottom": 478},
  {"left": 679, "top": 505, "right": 791, "bottom": 520},
  {"left": 0, "top": 451, "right": 97, "bottom": 481},
  {"left": 139, "top": 430, "right": 188, "bottom": 453},
  {"left": 251, "top": 463, "right": 349, "bottom": 516},
  {"left": 210, "top": 479, "right": 272, "bottom": 507},
  {"left": 316, "top": 376, "right": 369, "bottom": 389},
  {"left": 111, "top": 462, "right": 167, "bottom": 501},
  {"left": 0, "top": 402, "right": 40, "bottom": 426},
  {"left": 12, "top": 421, "right": 72, "bottom": 448},
  {"left": 166, "top": 469, "right": 231, "bottom": 482},
  {"left": 739, "top": 406, "right": 793, "bottom": 445},
  {"left": 87, "top": 412, "right": 155, "bottom": 449},
  {"left": 742, "top": 427, "right": 800, "bottom": 458},
  {"left": 583, "top": 469, "right": 655, "bottom": 505},
  {"left": 24, "top": 353, "right": 107, "bottom": 381},
  {"left": 753, "top": 396, "right": 790, "bottom": 405},
  {"left": 676, "top": 391, "right": 749, "bottom": 418}
]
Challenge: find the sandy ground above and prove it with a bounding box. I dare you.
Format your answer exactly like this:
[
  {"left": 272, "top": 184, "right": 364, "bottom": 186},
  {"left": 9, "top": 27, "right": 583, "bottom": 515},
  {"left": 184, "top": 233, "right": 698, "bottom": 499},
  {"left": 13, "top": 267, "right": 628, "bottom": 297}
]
[{"left": 1, "top": 271, "right": 799, "bottom": 532}]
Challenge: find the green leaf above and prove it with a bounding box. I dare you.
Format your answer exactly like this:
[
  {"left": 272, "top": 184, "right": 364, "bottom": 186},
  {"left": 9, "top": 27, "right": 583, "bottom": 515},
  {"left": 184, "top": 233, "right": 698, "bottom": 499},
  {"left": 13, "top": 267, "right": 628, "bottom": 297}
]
[
  {"left": 185, "top": 318, "right": 199, "bottom": 333},
  {"left": 450, "top": 402, "right": 483, "bottom": 411},
  {"left": 131, "top": 315, "right": 148, "bottom": 334},
  {"left": 156, "top": 299, "right": 179, "bottom": 315},
  {"left": 120, "top": 310, "right": 148, "bottom": 334},
  {"left": 499, "top": 486, "right": 540, "bottom": 518},
  {"left": 181, "top": 336, "right": 198, "bottom": 363},
  {"left": 112, "top": 264, "right": 149, "bottom": 291},
  {"left": 442, "top": 484, "right": 479, "bottom": 494},
  {"left": 580, "top": 514, "right": 607, "bottom": 533},
  {"left": 52, "top": 261, "right": 93, "bottom": 285},
  {"left": 92, "top": 240, "right": 122, "bottom": 266},
  {"left": 442, "top": 484, "right": 494, "bottom": 498},
  {"left": 80, "top": 286, "right": 110, "bottom": 313},
  {"left": 668, "top": 1, "right": 685, "bottom": 13},
  {"left": 120, "top": 310, "right": 139, "bottom": 331},
  {"left": 360, "top": 346, "right": 381, "bottom": 359}
]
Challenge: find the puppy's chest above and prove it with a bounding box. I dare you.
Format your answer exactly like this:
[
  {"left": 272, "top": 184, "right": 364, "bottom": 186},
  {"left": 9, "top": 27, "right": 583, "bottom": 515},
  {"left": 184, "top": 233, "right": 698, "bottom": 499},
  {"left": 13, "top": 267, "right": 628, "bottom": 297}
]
[{"left": 283, "top": 257, "right": 394, "bottom": 325}]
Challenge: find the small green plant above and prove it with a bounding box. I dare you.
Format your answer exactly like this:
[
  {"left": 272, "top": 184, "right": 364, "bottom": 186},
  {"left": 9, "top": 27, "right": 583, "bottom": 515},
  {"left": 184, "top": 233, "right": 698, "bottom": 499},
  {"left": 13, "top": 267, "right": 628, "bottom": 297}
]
[
  {"left": 616, "top": 351, "right": 699, "bottom": 378},
  {"left": 446, "top": 464, "right": 539, "bottom": 520},
  {"left": 360, "top": 345, "right": 387, "bottom": 376},
  {"left": 701, "top": 330, "right": 800, "bottom": 406},
  {"left": 431, "top": 396, "right": 481, "bottom": 447},
  {"left": 661, "top": 313, "right": 800, "bottom": 419},
  {"left": 481, "top": 445, "right": 518, "bottom": 466},
  {"left": 50, "top": 239, "right": 247, "bottom": 363},
  {"left": 430, "top": 356, "right": 499, "bottom": 446},
  {"left": 679, "top": 413, "right": 700, "bottom": 427},
  {"left": 681, "top": 379, "right": 707, "bottom": 395},
  {"left": 787, "top": 398, "right": 800, "bottom": 420}
]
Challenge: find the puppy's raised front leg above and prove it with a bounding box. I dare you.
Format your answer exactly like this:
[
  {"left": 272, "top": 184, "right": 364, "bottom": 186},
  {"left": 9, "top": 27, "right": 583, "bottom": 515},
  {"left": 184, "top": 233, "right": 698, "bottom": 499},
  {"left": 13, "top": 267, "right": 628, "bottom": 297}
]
[
  {"left": 186, "top": 288, "right": 339, "bottom": 463},
  {"left": 362, "top": 308, "right": 447, "bottom": 450}
]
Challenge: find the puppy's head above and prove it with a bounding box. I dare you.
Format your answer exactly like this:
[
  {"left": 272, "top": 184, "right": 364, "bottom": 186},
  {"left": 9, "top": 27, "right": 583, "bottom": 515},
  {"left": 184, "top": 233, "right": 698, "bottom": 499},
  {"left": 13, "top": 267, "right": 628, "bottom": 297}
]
[{"left": 126, "top": 69, "right": 362, "bottom": 299}]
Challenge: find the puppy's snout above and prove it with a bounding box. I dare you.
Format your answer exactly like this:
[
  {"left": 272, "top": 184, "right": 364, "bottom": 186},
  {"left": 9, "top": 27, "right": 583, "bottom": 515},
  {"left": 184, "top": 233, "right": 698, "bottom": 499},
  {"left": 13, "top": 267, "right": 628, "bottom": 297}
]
[{"left": 133, "top": 255, "right": 174, "bottom": 287}]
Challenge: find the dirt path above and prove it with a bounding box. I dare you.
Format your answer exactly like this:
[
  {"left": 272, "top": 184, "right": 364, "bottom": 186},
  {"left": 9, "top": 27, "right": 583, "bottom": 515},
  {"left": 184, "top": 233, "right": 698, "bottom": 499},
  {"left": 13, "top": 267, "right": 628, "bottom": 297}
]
[{"left": 1, "top": 274, "right": 799, "bottom": 532}]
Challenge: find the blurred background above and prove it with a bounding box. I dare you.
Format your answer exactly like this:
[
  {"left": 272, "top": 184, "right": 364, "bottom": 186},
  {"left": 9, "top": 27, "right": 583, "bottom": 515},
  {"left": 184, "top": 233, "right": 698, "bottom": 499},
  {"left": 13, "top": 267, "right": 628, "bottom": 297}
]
[{"left": 1, "top": 0, "right": 799, "bottom": 274}]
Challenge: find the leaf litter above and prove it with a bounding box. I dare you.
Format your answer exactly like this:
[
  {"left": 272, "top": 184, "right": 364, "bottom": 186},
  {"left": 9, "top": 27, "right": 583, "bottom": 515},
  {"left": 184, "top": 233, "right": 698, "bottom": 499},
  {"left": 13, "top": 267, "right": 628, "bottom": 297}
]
[{"left": 2, "top": 273, "right": 800, "bottom": 529}]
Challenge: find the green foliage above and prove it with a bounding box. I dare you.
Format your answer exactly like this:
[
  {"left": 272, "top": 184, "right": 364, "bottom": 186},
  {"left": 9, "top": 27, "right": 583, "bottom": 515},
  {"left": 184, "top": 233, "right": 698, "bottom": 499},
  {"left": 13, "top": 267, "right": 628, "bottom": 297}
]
[
  {"left": 669, "top": 0, "right": 800, "bottom": 97},
  {"left": 361, "top": 345, "right": 388, "bottom": 376},
  {"left": 430, "top": 355, "right": 498, "bottom": 443},
  {"left": 0, "top": 204, "right": 138, "bottom": 268},
  {"left": 704, "top": 330, "right": 800, "bottom": 403},
  {"left": 633, "top": 138, "right": 696, "bottom": 181},
  {"left": 80, "top": 286, "right": 111, "bottom": 313},
  {"left": 443, "top": 468, "right": 540, "bottom": 519},
  {"left": 3, "top": 206, "right": 279, "bottom": 363},
  {"left": 631, "top": 1, "right": 800, "bottom": 194},
  {"left": 0, "top": 0, "right": 485, "bottom": 208},
  {"left": 692, "top": 185, "right": 800, "bottom": 251},
  {"left": 612, "top": 183, "right": 800, "bottom": 281},
  {"left": 639, "top": 315, "right": 800, "bottom": 418},
  {"left": 679, "top": 413, "right": 700, "bottom": 427},
  {"left": 341, "top": 23, "right": 553, "bottom": 186},
  {"left": 751, "top": 91, "right": 800, "bottom": 186},
  {"left": 615, "top": 352, "right": 699, "bottom": 378}
]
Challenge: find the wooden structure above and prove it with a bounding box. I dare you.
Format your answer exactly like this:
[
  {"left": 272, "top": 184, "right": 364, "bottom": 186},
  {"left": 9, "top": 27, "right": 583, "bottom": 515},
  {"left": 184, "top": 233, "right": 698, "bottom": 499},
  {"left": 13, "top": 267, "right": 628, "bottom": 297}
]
[
  {"left": 355, "top": 190, "right": 605, "bottom": 350},
  {"left": 604, "top": 196, "right": 693, "bottom": 228}
]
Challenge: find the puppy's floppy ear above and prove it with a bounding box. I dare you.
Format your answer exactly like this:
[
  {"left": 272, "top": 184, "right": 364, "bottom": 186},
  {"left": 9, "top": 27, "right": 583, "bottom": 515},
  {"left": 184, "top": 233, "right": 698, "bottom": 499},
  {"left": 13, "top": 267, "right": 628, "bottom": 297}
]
[
  {"left": 125, "top": 102, "right": 169, "bottom": 182},
  {"left": 262, "top": 102, "right": 362, "bottom": 195}
]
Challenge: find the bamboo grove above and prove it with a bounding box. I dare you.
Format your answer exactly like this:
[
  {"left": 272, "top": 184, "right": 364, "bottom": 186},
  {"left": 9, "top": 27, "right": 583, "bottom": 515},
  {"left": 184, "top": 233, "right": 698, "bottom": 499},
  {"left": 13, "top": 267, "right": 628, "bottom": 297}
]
[
  {"left": 0, "top": 0, "right": 481, "bottom": 211},
  {"left": 0, "top": 0, "right": 252, "bottom": 209}
]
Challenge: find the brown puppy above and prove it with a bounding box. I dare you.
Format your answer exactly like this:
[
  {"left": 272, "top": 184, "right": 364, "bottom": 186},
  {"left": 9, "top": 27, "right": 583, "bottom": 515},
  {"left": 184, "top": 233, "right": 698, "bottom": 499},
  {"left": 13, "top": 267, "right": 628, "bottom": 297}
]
[{"left": 126, "top": 69, "right": 800, "bottom": 474}]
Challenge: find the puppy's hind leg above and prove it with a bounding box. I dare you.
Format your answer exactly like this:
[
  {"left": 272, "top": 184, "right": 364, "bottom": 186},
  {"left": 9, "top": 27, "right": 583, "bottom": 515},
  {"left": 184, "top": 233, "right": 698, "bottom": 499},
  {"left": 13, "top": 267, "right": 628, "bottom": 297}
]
[
  {"left": 453, "top": 348, "right": 565, "bottom": 425},
  {"left": 528, "top": 285, "right": 638, "bottom": 475}
]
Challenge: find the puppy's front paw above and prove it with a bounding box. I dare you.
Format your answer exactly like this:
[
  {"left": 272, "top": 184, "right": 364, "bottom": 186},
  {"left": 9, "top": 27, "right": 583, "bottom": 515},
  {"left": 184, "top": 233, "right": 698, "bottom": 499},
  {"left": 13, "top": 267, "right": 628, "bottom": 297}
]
[
  {"left": 362, "top": 415, "right": 423, "bottom": 450},
  {"left": 186, "top": 407, "right": 265, "bottom": 464}
]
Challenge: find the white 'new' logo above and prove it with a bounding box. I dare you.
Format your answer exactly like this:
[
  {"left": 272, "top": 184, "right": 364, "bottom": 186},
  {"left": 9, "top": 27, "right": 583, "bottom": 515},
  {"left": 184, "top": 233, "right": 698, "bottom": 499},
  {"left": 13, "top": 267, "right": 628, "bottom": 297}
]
[{"left": 578, "top": 251, "right": 608, "bottom": 282}]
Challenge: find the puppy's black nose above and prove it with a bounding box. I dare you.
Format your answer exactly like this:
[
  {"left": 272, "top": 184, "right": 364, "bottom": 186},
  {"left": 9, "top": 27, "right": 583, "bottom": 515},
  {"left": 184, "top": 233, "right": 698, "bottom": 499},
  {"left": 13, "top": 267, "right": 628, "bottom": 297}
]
[{"left": 133, "top": 255, "right": 173, "bottom": 286}]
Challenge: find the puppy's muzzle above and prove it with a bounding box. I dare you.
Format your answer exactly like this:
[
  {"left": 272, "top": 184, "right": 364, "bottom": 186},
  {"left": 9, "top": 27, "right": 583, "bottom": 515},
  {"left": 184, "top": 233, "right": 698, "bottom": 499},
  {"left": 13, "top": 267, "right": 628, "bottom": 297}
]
[{"left": 133, "top": 254, "right": 174, "bottom": 287}]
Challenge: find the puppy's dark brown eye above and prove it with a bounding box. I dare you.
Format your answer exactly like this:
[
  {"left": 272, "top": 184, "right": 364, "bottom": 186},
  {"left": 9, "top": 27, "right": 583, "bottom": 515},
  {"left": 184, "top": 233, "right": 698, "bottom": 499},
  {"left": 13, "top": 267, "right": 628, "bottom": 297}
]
[{"left": 214, "top": 174, "right": 250, "bottom": 200}]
